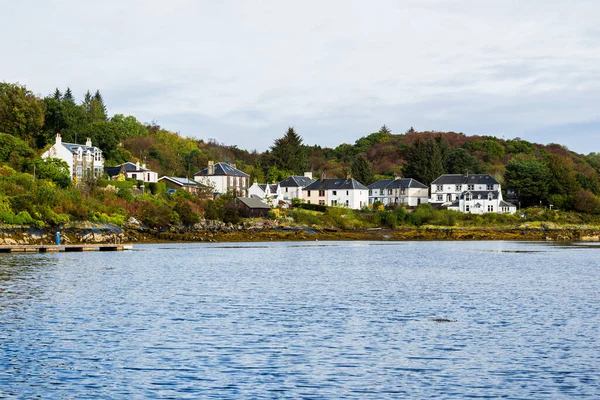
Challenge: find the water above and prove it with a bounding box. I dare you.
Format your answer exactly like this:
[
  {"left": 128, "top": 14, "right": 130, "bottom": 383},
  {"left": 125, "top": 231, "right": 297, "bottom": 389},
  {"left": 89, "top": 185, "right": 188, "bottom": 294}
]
[{"left": 1, "top": 241, "right": 599, "bottom": 398}]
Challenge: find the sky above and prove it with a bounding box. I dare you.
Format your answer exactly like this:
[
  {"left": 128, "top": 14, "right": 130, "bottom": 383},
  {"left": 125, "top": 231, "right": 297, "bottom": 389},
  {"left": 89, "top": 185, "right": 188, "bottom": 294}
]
[{"left": 2, "top": 0, "right": 600, "bottom": 154}]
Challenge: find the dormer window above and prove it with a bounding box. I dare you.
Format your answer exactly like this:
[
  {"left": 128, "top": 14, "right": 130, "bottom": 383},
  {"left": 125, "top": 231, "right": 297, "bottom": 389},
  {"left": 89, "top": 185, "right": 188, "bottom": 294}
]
[
  {"left": 487, "top": 184, "right": 494, "bottom": 190},
  {"left": 77, "top": 148, "right": 83, "bottom": 161},
  {"left": 436, "top": 185, "right": 443, "bottom": 191},
  {"left": 478, "top": 194, "right": 481, "bottom": 199},
  {"left": 488, "top": 193, "right": 493, "bottom": 200},
  {"left": 468, "top": 184, "right": 474, "bottom": 190},
  {"left": 455, "top": 185, "right": 461, "bottom": 191},
  {"left": 465, "top": 193, "right": 472, "bottom": 201}
]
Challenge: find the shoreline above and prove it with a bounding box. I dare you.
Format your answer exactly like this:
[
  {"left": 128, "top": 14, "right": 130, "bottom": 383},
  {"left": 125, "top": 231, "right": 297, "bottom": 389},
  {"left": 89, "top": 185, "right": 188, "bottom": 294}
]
[{"left": 2, "top": 223, "right": 600, "bottom": 245}]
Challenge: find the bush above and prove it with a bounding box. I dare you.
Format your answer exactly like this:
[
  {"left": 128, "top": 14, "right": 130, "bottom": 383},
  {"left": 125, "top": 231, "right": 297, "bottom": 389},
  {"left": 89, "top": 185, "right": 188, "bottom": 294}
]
[{"left": 297, "top": 203, "right": 327, "bottom": 212}]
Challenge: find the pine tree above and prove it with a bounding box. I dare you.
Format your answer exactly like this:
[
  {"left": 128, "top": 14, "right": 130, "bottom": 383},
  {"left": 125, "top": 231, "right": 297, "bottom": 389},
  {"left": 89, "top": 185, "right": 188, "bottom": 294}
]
[
  {"left": 53, "top": 88, "right": 62, "bottom": 100},
  {"left": 94, "top": 90, "right": 107, "bottom": 115},
  {"left": 351, "top": 154, "right": 374, "bottom": 185},
  {"left": 269, "top": 127, "right": 307, "bottom": 174},
  {"left": 62, "top": 87, "right": 74, "bottom": 102},
  {"left": 379, "top": 125, "right": 391, "bottom": 134},
  {"left": 83, "top": 90, "right": 92, "bottom": 114}
]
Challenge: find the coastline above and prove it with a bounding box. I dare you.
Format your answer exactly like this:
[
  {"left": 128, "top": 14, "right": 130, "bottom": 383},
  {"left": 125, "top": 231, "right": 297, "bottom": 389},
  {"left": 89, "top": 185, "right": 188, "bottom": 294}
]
[{"left": 2, "top": 222, "right": 600, "bottom": 245}]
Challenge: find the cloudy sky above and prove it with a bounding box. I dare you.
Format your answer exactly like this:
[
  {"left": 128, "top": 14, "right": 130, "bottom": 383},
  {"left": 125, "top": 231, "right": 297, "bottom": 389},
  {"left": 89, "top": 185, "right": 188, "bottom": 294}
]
[{"left": 3, "top": 0, "right": 600, "bottom": 153}]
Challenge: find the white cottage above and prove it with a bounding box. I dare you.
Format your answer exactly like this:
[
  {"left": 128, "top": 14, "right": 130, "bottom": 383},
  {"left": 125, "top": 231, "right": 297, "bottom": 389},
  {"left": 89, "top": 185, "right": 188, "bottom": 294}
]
[
  {"left": 194, "top": 161, "right": 249, "bottom": 197},
  {"left": 303, "top": 178, "right": 368, "bottom": 209},
  {"left": 368, "top": 177, "right": 429, "bottom": 207},
  {"left": 278, "top": 173, "right": 315, "bottom": 202},
  {"left": 41, "top": 133, "right": 104, "bottom": 181}
]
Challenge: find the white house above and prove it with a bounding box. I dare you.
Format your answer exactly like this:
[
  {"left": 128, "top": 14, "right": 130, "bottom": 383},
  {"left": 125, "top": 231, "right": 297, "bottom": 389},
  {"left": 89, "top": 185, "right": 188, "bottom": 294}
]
[
  {"left": 194, "top": 161, "right": 250, "bottom": 196},
  {"left": 430, "top": 174, "right": 516, "bottom": 214},
  {"left": 303, "top": 177, "right": 368, "bottom": 209},
  {"left": 248, "top": 183, "right": 283, "bottom": 205},
  {"left": 279, "top": 173, "right": 315, "bottom": 202},
  {"left": 104, "top": 162, "right": 158, "bottom": 183},
  {"left": 41, "top": 133, "right": 104, "bottom": 181},
  {"left": 368, "top": 177, "right": 429, "bottom": 207}
]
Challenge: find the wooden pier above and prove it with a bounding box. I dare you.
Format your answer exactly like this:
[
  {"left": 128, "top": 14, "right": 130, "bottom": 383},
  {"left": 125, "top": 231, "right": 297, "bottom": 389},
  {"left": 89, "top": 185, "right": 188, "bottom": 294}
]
[{"left": 0, "top": 244, "right": 133, "bottom": 253}]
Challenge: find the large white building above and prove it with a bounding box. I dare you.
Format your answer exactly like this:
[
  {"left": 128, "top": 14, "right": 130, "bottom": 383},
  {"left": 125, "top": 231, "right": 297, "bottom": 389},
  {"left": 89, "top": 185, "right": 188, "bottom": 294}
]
[
  {"left": 303, "top": 178, "right": 368, "bottom": 209},
  {"left": 368, "top": 177, "right": 429, "bottom": 207},
  {"left": 41, "top": 134, "right": 104, "bottom": 181},
  {"left": 194, "top": 161, "right": 249, "bottom": 196},
  {"left": 430, "top": 174, "right": 516, "bottom": 214}
]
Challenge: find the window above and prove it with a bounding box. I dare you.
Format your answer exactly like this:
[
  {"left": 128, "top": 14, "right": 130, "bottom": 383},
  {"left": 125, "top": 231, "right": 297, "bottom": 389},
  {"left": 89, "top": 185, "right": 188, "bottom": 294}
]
[
  {"left": 307, "top": 190, "right": 311, "bottom": 196},
  {"left": 466, "top": 205, "right": 470, "bottom": 212},
  {"left": 388, "top": 189, "right": 393, "bottom": 195},
  {"left": 331, "top": 200, "right": 337, "bottom": 206},
  {"left": 307, "top": 200, "right": 311, "bottom": 204},
  {"left": 488, "top": 205, "right": 494, "bottom": 212},
  {"left": 77, "top": 148, "right": 83, "bottom": 161},
  {"left": 230, "top": 177, "right": 233, "bottom": 186},
  {"left": 285, "top": 187, "right": 288, "bottom": 192},
  {"left": 346, "top": 200, "right": 349, "bottom": 206},
  {"left": 437, "top": 194, "right": 443, "bottom": 201},
  {"left": 465, "top": 193, "right": 472, "bottom": 201},
  {"left": 487, "top": 184, "right": 494, "bottom": 190},
  {"left": 436, "top": 185, "right": 443, "bottom": 191},
  {"left": 332, "top": 190, "right": 337, "bottom": 195},
  {"left": 76, "top": 166, "right": 83, "bottom": 178},
  {"left": 455, "top": 185, "right": 461, "bottom": 191},
  {"left": 488, "top": 193, "right": 493, "bottom": 200},
  {"left": 236, "top": 177, "right": 240, "bottom": 186},
  {"left": 346, "top": 191, "right": 349, "bottom": 195},
  {"left": 380, "top": 189, "right": 384, "bottom": 195},
  {"left": 319, "top": 190, "right": 325, "bottom": 197},
  {"left": 131, "top": 173, "right": 137, "bottom": 180},
  {"left": 400, "top": 189, "right": 406, "bottom": 195},
  {"left": 468, "top": 184, "right": 474, "bottom": 190},
  {"left": 319, "top": 200, "right": 325, "bottom": 205},
  {"left": 369, "top": 190, "right": 372, "bottom": 195}
]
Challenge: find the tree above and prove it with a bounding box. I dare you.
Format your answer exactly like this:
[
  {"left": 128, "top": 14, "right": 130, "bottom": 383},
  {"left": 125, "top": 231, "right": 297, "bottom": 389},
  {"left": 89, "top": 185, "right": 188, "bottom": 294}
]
[
  {"left": 351, "top": 154, "right": 374, "bottom": 185},
  {"left": 269, "top": 127, "right": 307, "bottom": 174},
  {"left": 504, "top": 159, "right": 551, "bottom": 207},
  {"left": 0, "top": 132, "right": 36, "bottom": 171},
  {"left": 53, "top": 88, "right": 62, "bottom": 100},
  {"left": 403, "top": 137, "right": 446, "bottom": 185},
  {"left": 62, "top": 87, "right": 74, "bottom": 102},
  {"left": 379, "top": 125, "right": 391, "bottom": 134},
  {"left": 0, "top": 82, "right": 45, "bottom": 145},
  {"left": 35, "top": 158, "right": 71, "bottom": 188},
  {"left": 93, "top": 90, "right": 107, "bottom": 116},
  {"left": 445, "top": 148, "right": 481, "bottom": 174}
]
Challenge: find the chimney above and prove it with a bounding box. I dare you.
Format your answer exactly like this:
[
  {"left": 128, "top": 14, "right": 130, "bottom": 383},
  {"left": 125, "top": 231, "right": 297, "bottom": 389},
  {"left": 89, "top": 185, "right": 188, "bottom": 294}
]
[
  {"left": 320, "top": 172, "right": 326, "bottom": 181},
  {"left": 86, "top": 137, "right": 92, "bottom": 147},
  {"left": 394, "top": 172, "right": 402, "bottom": 180},
  {"left": 208, "top": 161, "right": 214, "bottom": 175},
  {"left": 56, "top": 133, "right": 62, "bottom": 145},
  {"left": 346, "top": 172, "right": 351, "bottom": 179},
  {"left": 230, "top": 163, "right": 236, "bottom": 169},
  {"left": 304, "top": 172, "right": 313, "bottom": 180},
  {"left": 142, "top": 163, "right": 146, "bottom": 169},
  {"left": 136, "top": 161, "right": 140, "bottom": 170}
]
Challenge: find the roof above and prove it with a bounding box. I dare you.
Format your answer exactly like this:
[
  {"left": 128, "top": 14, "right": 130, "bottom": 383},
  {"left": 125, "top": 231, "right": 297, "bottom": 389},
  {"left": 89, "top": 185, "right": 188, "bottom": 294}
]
[
  {"left": 119, "top": 162, "right": 149, "bottom": 172},
  {"left": 369, "top": 178, "right": 428, "bottom": 190},
  {"left": 303, "top": 178, "right": 368, "bottom": 191},
  {"left": 257, "top": 184, "right": 278, "bottom": 192},
  {"left": 235, "top": 197, "right": 270, "bottom": 209},
  {"left": 459, "top": 190, "right": 500, "bottom": 200},
  {"left": 279, "top": 176, "right": 315, "bottom": 188},
  {"left": 158, "top": 176, "right": 199, "bottom": 187},
  {"left": 194, "top": 162, "right": 249, "bottom": 177},
  {"left": 499, "top": 200, "right": 516, "bottom": 208},
  {"left": 431, "top": 174, "right": 500, "bottom": 186},
  {"left": 60, "top": 142, "right": 102, "bottom": 154},
  {"left": 104, "top": 166, "right": 121, "bottom": 177}
]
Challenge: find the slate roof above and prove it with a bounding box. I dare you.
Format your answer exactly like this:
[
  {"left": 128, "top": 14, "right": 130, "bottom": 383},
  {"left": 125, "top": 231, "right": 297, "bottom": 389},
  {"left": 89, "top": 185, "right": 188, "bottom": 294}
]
[
  {"left": 60, "top": 142, "right": 102, "bottom": 154},
  {"left": 257, "top": 184, "right": 279, "bottom": 193},
  {"left": 104, "top": 166, "right": 121, "bottom": 177},
  {"left": 194, "top": 162, "right": 249, "bottom": 177},
  {"left": 499, "top": 200, "right": 516, "bottom": 208},
  {"left": 279, "top": 176, "right": 315, "bottom": 188},
  {"left": 459, "top": 190, "right": 500, "bottom": 200},
  {"left": 120, "top": 162, "right": 149, "bottom": 172},
  {"left": 158, "top": 176, "right": 199, "bottom": 187},
  {"left": 236, "top": 197, "right": 270, "bottom": 209},
  {"left": 431, "top": 174, "right": 500, "bottom": 185},
  {"left": 303, "top": 178, "right": 368, "bottom": 191},
  {"left": 369, "top": 178, "right": 428, "bottom": 190},
  {"left": 368, "top": 179, "right": 393, "bottom": 190}
]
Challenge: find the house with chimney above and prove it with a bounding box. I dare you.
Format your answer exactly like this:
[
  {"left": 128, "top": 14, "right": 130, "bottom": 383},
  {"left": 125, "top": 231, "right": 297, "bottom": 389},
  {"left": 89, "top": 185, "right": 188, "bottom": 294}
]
[
  {"left": 430, "top": 173, "right": 516, "bottom": 214},
  {"left": 41, "top": 133, "right": 104, "bottom": 181},
  {"left": 279, "top": 173, "right": 315, "bottom": 202},
  {"left": 193, "top": 161, "right": 250, "bottom": 196},
  {"left": 368, "top": 177, "right": 429, "bottom": 207},
  {"left": 302, "top": 176, "right": 368, "bottom": 209},
  {"left": 104, "top": 162, "right": 158, "bottom": 183}
]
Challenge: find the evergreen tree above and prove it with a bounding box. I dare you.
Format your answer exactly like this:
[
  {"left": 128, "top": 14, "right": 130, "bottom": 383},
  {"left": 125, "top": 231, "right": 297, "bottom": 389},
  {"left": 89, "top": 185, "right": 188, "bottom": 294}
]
[
  {"left": 94, "top": 90, "right": 107, "bottom": 116},
  {"left": 403, "top": 137, "right": 446, "bottom": 185},
  {"left": 269, "top": 127, "right": 307, "bottom": 174},
  {"left": 53, "top": 88, "right": 62, "bottom": 100},
  {"left": 62, "top": 87, "right": 74, "bottom": 102},
  {"left": 351, "top": 154, "right": 374, "bottom": 185},
  {"left": 505, "top": 159, "right": 551, "bottom": 207},
  {"left": 83, "top": 90, "right": 93, "bottom": 114},
  {"left": 445, "top": 148, "right": 481, "bottom": 174},
  {"left": 379, "top": 125, "right": 391, "bottom": 134}
]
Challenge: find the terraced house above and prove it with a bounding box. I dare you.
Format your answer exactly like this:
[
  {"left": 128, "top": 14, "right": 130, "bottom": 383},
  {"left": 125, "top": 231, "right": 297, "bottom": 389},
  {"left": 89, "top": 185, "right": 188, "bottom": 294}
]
[
  {"left": 429, "top": 174, "right": 516, "bottom": 214},
  {"left": 303, "top": 177, "right": 368, "bottom": 209},
  {"left": 368, "top": 177, "right": 429, "bottom": 207},
  {"left": 41, "top": 134, "right": 104, "bottom": 181}
]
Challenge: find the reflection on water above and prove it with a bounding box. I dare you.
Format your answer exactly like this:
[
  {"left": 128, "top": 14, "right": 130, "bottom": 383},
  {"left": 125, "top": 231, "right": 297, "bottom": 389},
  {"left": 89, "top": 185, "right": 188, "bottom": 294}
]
[{"left": 0, "top": 241, "right": 599, "bottom": 398}]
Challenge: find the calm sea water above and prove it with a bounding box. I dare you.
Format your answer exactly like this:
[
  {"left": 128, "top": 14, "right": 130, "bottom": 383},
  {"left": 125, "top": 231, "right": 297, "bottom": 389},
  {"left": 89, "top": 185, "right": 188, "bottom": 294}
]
[{"left": 1, "top": 241, "right": 599, "bottom": 399}]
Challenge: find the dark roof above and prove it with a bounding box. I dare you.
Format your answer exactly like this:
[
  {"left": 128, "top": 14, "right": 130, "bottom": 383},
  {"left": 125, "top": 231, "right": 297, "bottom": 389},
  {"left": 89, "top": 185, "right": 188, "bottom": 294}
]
[
  {"left": 459, "top": 190, "right": 500, "bottom": 200},
  {"left": 61, "top": 142, "right": 102, "bottom": 154},
  {"left": 257, "top": 184, "right": 278, "bottom": 193},
  {"left": 368, "top": 179, "right": 393, "bottom": 189},
  {"left": 499, "top": 200, "right": 516, "bottom": 208},
  {"left": 431, "top": 174, "right": 500, "bottom": 186},
  {"left": 194, "top": 162, "right": 249, "bottom": 177},
  {"left": 369, "top": 178, "right": 428, "bottom": 190},
  {"left": 119, "top": 162, "right": 149, "bottom": 172},
  {"left": 104, "top": 166, "right": 121, "bottom": 177},
  {"left": 303, "top": 178, "right": 368, "bottom": 191},
  {"left": 279, "top": 176, "right": 315, "bottom": 188},
  {"left": 158, "top": 176, "right": 199, "bottom": 187},
  {"left": 236, "top": 197, "right": 270, "bottom": 209}
]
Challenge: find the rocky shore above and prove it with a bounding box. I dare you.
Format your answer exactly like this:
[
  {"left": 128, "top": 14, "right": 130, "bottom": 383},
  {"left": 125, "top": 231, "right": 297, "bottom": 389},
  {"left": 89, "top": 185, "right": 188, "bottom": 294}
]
[{"left": 1, "top": 219, "right": 600, "bottom": 245}]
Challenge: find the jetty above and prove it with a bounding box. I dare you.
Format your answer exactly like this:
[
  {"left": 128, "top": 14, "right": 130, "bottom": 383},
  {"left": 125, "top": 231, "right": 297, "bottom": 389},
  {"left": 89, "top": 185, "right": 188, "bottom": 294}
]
[{"left": 0, "top": 244, "right": 133, "bottom": 253}]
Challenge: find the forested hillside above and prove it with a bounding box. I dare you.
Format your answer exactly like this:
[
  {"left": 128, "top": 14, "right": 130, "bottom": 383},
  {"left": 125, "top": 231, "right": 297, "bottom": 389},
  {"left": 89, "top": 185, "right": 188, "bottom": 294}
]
[{"left": 1, "top": 80, "right": 600, "bottom": 229}]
